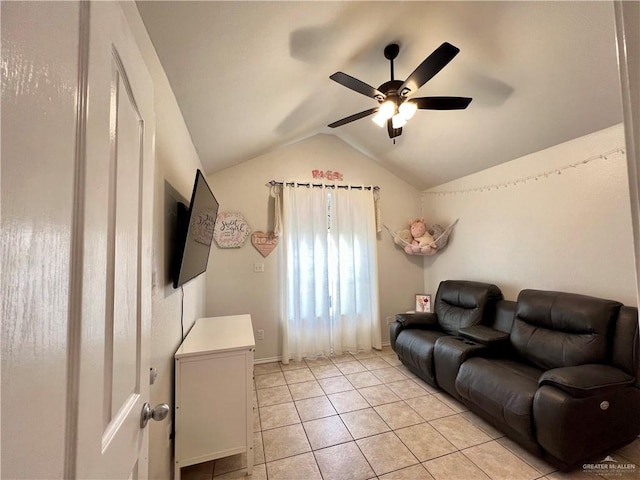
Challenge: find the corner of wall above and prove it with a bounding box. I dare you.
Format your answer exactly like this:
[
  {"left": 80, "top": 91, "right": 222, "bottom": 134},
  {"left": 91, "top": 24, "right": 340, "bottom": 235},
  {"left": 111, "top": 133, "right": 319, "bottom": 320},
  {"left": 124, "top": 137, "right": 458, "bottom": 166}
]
[{"left": 120, "top": 4, "right": 208, "bottom": 478}]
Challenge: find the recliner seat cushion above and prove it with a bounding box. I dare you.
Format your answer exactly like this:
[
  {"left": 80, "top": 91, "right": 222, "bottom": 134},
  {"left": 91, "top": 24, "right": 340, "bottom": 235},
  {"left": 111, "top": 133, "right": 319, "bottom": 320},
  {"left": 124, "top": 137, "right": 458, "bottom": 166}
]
[
  {"left": 510, "top": 290, "right": 622, "bottom": 370},
  {"left": 435, "top": 280, "right": 503, "bottom": 335},
  {"left": 394, "top": 329, "right": 449, "bottom": 385},
  {"left": 456, "top": 357, "right": 543, "bottom": 442}
]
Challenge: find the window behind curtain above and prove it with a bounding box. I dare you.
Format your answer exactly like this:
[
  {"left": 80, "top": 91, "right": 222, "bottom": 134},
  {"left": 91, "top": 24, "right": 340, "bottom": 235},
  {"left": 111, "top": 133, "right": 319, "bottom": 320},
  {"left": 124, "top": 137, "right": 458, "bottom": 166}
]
[{"left": 281, "top": 186, "right": 380, "bottom": 363}]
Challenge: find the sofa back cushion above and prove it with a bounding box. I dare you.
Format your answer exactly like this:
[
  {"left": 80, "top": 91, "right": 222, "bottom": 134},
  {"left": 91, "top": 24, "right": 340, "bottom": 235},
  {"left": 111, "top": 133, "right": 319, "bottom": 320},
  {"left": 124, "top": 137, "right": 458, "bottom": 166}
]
[
  {"left": 612, "top": 306, "right": 639, "bottom": 381},
  {"left": 435, "top": 280, "right": 503, "bottom": 335},
  {"left": 511, "top": 290, "right": 622, "bottom": 370}
]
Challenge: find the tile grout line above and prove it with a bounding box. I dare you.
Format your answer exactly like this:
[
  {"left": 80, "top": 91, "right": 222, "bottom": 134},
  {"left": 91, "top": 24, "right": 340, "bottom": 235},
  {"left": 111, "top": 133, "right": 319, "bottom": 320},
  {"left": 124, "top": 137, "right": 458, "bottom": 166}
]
[
  {"left": 219, "top": 353, "right": 579, "bottom": 480},
  {"left": 287, "top": 380, "right": 322, "bottom": 479},
  {"left": 265, "top": 362, "right": 424, "bottom": 476}
]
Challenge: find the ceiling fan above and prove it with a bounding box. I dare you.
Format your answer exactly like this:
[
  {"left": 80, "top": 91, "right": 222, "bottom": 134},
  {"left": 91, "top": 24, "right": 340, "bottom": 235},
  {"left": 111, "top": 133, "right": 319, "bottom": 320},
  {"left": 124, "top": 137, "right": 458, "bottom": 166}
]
[{"left": 328, "top": 42, "right": 472, "bottom": 139}]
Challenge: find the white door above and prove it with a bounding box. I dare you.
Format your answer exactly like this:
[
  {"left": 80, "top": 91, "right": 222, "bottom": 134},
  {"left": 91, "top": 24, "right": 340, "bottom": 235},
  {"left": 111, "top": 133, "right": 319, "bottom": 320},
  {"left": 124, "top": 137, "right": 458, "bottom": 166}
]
[{"left": 69, "top": 2, "right": 155, "bottom": 478}]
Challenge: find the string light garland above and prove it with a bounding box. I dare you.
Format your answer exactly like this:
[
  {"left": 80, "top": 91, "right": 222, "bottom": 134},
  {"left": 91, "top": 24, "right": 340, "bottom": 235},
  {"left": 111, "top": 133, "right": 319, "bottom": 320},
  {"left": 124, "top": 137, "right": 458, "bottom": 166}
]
[{"left": 422, "top": 147, "right": 626, "bottom": 197}]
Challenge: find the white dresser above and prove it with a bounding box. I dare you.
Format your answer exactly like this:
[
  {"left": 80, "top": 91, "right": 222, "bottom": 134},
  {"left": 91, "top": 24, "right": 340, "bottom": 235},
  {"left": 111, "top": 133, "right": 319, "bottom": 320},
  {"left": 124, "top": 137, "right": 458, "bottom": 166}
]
[{"left": 174, "top": 315, "right": 255, "bottom": 479}]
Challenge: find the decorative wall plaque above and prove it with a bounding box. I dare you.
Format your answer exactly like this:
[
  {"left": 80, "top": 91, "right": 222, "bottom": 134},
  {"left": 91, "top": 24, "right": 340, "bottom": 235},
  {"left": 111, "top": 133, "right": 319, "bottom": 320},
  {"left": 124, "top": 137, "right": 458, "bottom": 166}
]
[
  {"left": 213, "top": 212, "right": 251, "bottom": 248},
  {"left": 251, "top": 231, "right": 279, "bottom": 257},
  {"left": 312, "top": 169, "right": 343, "bottom": 181},
  {"left": 190, "top": 208, "right": 217, "bottom": 246}
]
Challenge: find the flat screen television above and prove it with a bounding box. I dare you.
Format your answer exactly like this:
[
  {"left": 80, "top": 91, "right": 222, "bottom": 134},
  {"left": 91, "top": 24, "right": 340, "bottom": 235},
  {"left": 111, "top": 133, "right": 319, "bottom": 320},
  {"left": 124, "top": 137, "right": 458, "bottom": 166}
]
[{"left": 173, "top": 170, "right": 219, "bottom": 288}]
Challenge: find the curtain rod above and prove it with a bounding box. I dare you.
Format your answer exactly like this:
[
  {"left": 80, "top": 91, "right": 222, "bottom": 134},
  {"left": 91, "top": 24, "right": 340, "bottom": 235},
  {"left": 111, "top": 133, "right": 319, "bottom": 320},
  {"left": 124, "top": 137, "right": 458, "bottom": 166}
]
[{"left": 268, "top": 180, "right": 380, "bottom": 191}]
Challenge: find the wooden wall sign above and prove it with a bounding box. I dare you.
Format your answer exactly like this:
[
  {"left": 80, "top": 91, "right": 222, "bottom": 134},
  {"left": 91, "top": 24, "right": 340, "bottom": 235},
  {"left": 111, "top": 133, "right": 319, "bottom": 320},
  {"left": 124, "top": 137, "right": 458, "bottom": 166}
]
[
  {"left": 213, "top": 212, "right": 251, "bottom": 248},
  {"left": 312, "top": 170, "right": 343, "bottom": 181},
  {"left": 251, "top": 232, "right": 278, "bottom": 257}
]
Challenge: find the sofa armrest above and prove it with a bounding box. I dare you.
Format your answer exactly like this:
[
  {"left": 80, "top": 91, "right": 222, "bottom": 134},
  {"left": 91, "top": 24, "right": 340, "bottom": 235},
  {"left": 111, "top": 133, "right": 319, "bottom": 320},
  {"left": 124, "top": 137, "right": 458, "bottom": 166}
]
[
  {"left": 389, "top": 321, "right": 403, "bottom": 351},
  {"left": 395, "top": 312, "right": 439, "bottom": 329},
  {"left": 390, "top": 313, "right": 439, "bottom": 352},
  {"left": 539, "top": 364, "right": 636, "bottom": 398},
  {"left": 533, "top": 384, "right": 640, "bottom": 467},
  {"left": 458, "top": 325, "right": 509, "bottom": 346}
]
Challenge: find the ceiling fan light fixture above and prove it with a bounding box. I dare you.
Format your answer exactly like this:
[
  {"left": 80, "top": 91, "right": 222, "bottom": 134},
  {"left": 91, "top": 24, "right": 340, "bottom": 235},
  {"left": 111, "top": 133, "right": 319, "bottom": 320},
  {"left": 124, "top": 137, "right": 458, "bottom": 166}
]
[
  {"left": 399, "top": 100, "right": 417, "bottom": 120},
  {"left": 372, "top": 100, "right": 395, "bottom": 126},
  {"left": 371, "top": 111, "right": 387, "bottom": 127},
  {"left": 392, "top": 113, "right": 407, "bottom": 129}
]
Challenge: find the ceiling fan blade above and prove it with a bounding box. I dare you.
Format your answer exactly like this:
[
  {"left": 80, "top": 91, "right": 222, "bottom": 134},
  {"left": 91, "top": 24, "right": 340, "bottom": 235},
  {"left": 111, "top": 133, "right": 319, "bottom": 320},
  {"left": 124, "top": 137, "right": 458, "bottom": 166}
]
[
  {"left": 328, "top": 107, "right": 379, "bottom": 128},
  {"left": 398, "top": 42, "right": 460, "bottom": 97},
  {"left": 330, "top": 72, "right": 385, "bottom": 99},
  {"left": 413, "top": 96, "right": 472, "bottom": 110}
]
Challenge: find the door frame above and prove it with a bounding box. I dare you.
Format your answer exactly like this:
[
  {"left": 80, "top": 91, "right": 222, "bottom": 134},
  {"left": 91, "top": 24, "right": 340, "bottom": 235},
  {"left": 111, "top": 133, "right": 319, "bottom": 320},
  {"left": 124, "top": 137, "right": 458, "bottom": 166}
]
[
  {"left": 614, "top": 0, "right": 640, "bottom": 306},
  {"left": 64, "top": 2, "right": 91, "bottom": 475}
]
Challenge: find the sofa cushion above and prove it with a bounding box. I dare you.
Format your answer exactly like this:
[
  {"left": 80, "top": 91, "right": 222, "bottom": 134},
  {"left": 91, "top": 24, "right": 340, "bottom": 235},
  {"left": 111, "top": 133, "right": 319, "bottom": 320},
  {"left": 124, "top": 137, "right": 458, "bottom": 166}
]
[
  {"left": 510, "top": 290, "right": 622, "bottom": 370},
  {"left": 456, "top": 358, "right": 543, "bottom": 442},
  {"left": 435, "top": 280, "right": 503, "bottom": 335},
  {"left": 394, "top": 329, "right": 449, "bottom": 385}
]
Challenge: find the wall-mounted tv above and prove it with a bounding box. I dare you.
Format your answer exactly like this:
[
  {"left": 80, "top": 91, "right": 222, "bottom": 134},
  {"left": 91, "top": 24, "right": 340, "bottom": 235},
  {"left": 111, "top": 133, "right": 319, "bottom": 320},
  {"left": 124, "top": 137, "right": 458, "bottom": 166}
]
[{"left": 173, "top": 170, "right": 219, "bottom": 288}]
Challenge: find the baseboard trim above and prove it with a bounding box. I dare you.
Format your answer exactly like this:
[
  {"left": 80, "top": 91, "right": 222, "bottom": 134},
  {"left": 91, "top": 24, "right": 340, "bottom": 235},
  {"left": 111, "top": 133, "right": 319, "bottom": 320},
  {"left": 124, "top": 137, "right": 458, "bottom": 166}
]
[
  {"left": 254, "top": 356, "right": 282, "bottom": 365},
  {"left": 253, "top": 342, "right": 392, "bottom": 364}
]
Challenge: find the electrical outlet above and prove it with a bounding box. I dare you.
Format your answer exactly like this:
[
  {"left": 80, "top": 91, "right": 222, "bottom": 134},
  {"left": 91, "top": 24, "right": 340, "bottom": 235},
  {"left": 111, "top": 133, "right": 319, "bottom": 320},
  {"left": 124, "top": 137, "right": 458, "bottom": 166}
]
[
  {"left": 257, "top": 329, "right": 265, "bottom": 340},
  {"left": 386, "top": 316, "right": 394, "bottom": 325},
  {"left": 254, "top": 262, "right": 264, "bottom": 273}
]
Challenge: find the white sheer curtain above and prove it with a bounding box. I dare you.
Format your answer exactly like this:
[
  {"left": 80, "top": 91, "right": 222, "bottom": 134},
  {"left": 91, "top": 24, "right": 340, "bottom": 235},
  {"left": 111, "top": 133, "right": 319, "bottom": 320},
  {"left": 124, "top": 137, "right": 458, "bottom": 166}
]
[
  {"left": 329, "top": 187, "right": 381, "bottom": 353},
  {"left": 281, "top": 185, "right": 380, "bottom": 363},
  {"left": 281, "top": 186, "right": 332, "bottom": 362}
]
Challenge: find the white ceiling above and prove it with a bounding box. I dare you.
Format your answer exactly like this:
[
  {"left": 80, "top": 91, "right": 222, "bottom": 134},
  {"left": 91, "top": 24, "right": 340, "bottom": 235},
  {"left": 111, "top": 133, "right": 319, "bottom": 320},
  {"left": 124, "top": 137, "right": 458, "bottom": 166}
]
[{"left": 136, "top": 1, "right": 623, "bottom": 190}]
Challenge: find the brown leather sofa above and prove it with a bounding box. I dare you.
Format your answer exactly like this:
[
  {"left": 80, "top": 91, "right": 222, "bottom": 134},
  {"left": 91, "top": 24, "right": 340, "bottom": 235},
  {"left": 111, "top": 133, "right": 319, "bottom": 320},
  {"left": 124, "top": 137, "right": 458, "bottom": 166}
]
[{"left": 390, "top": 280, "right": 640, "bottom": 470}]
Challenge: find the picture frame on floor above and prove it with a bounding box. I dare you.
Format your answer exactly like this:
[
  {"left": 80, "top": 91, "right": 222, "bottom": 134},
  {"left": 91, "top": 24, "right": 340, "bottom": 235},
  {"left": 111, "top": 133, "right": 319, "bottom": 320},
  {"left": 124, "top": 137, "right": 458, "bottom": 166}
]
[{"left": 416, "top": 294, "right": 431, "bottom": 313}]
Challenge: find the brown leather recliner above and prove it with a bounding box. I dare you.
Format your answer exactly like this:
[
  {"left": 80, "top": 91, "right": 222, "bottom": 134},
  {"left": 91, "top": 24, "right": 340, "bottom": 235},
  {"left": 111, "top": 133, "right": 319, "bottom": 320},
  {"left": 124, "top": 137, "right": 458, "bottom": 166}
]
[
  {"left": 390, "top": 280, "right": 503, "bottom": 387},
  {"left": 391, "top": 283, "right": 640, "bottom": 471},
  {"left": 456, "top": 289, "right": 640, "bottom": 470}
]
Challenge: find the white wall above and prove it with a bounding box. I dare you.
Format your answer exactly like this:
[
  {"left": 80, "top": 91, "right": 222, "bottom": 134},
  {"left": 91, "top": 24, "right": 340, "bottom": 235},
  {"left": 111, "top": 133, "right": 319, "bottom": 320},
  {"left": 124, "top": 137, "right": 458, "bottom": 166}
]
[
  {"left": 206, "top": 134, "right": 424, "bottom": 360},
  {"left": 121, "top": 4, "right": 206, "bottom": 479},
  {"left": 422, "top": 124, "right": 637, "bottom": 306}
]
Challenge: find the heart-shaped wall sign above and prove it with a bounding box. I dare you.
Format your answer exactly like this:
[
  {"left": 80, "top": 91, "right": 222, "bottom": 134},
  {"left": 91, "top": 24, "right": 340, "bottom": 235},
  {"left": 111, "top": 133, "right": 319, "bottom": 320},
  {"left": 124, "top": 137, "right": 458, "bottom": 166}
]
[{"left": 251, "top": 231, "right": 279, "bottom": 257}]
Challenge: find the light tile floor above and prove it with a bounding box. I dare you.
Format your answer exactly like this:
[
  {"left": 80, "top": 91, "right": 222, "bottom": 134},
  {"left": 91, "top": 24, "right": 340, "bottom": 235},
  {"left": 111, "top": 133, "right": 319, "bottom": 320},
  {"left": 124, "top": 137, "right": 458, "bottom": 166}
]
[{"left": 181, "top": 346, "right": 640, "bottom": 480}]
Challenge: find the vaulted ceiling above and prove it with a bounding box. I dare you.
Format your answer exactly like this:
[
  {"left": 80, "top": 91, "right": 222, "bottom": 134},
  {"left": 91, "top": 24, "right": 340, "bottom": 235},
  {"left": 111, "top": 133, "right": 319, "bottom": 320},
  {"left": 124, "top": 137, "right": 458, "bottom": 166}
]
[{"left": 136, "top": 1, "right": 622, "bottom": 190}]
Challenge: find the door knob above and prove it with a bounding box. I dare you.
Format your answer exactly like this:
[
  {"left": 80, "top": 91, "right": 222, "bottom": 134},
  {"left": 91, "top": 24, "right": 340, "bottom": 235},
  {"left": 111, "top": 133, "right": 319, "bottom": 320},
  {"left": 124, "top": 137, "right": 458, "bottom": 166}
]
[{"left": 140, "top": 402, "right": 170, "bottom": 428}]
